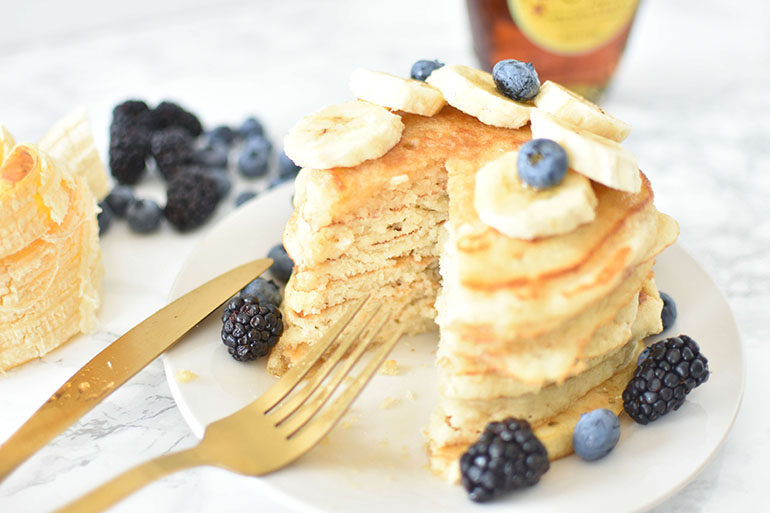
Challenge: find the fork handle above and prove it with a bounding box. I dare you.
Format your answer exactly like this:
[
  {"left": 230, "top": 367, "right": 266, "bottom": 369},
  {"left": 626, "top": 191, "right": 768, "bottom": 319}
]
[{"left": 51, "top": 447, "right": 210, "bottom": 513}]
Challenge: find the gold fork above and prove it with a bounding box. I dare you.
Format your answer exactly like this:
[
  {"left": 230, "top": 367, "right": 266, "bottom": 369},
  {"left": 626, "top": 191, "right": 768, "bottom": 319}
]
[{"left": 52, "top": 295, "right": 402, "bottom": 513}]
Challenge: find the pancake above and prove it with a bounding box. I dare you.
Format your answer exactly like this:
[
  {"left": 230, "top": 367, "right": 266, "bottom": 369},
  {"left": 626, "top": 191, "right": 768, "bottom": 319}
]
[
  {"left": 0, "top": 143, "right": 102, "bottom": 371},
  {"left": 274, "top": 95, "right": 678, "bottom": 482}
]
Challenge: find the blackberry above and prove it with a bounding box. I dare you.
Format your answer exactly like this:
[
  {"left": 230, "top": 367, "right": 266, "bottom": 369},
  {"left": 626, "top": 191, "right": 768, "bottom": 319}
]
[
  {"left": 109, "top": 126, "right": 150, "bottom": 185},
  {"left": 111, "top": 99, "right": 152, "bottom": 130},
  {"left": 460, "top": 418, "right": 549, "bottom": 503},
  {"left": 151, "top": 128, "right": 196, "bottom": 180},
  {"left": 149, "top": 101, "right": 203, "bottom": 136},
  {"left": 221, "top": 296, "right": 283, "bottom": 361},
  {"left": 623, "top": 335, "right": 709, "bottom": 425},
  {"left": 165, "top": 168, "right": 220, "bottom": 231}
]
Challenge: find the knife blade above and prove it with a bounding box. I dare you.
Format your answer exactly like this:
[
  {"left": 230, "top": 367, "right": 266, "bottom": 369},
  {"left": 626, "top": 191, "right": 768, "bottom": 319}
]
[{"left": 0, "top": 257, "right": 272, "bottom": 483}]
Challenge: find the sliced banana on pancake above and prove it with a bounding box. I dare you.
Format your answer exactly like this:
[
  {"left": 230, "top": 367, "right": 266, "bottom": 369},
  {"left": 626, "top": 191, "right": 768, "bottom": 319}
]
[
  {"left": 533, "top": 80, "right": 631, "bottom": 142},
  {"left": 474, "top": 151, "right": 598, "bottom": 240},
  {"left": 284, "top": 100, "right": 404, "bottom": 169},
  {"left": 0, "top": 124, "right": 15, "bottom": 165},
  {"left": 349, "top": 68, "right": 446, "bottom": 116},
  {"left": 426, "top": 64, "right": 531, "bottom": 129},
  {"left": 530, "top": 109, "right": 641, "bottom": 193},
  {"left": 39, "top": 108, "right": 110, "bottom": 200}
]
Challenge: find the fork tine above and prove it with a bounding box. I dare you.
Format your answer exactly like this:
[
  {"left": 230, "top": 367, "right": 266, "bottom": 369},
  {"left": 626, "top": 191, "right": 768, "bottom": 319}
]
[
  {"left": 256, "top": 295, "right": 370, "bottom": 410},
  {"left": 268, "top": 302, "right": 383, "bottom": 423},
  {"left": 287, "top": 323, "right": 405, "bottom": 446},
  {"left": 277, "top": 309, "right": 390, "bottom": 435}
]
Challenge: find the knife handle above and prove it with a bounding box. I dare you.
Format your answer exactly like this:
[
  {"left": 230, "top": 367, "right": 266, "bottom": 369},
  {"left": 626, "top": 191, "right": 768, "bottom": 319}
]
[{"left": 51, "top": 447, "right": 212, "bottom": 513}]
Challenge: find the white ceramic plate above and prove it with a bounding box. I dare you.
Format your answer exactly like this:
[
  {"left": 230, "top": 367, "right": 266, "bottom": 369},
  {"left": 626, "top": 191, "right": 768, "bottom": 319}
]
[{"left": 163, "top": 183, "right": 744, "bottom": 513}]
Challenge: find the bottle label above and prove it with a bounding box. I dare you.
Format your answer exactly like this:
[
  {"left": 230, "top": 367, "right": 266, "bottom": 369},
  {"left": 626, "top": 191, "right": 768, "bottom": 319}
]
[{"left": 507, "top": 0, "right": 639, "bottom": 55}]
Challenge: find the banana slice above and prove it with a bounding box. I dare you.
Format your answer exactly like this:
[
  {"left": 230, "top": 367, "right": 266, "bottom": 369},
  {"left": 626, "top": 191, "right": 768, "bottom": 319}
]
[
  {"left": 426, "top": 64, "right": 531, "bottom": 128},
  {"left": 350, "top": 68, "right": 446, "bottom": 116},
  {"left": 39, "top": 108, "right": 110, "bottom": 200},
  {"left": 474, "top": 151, "right": 598, "bottom": 240},
  {"left": 533, "top": 81, "right": 631, "bottom": 142},
  {"left": 530, "top": 109, "right": 641, "bottom": 193},
  {"left": 284, "top": 101, "right": 404, "bottom": 169},
  {"left": 0, "top": 124, "right": 15, "bottom": 165}
]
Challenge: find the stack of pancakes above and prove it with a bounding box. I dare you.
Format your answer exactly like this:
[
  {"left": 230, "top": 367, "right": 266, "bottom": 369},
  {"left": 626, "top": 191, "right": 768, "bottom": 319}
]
[
  {"left": 0, "top": 113, "right": 105, "bottom": 371},
  {"left": 271, "top": 88, "right": 677, "bottom": 479}
]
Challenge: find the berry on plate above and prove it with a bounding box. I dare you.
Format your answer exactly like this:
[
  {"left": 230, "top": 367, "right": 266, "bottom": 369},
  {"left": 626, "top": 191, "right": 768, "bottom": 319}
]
[
  {"left": 572, "top": 408, "right": 620, "bottom": 461},
  {"left": 460, "top": 417, "right": 549, "bottom": 502},
  {"left": 623, "top": 335, "right": 710, "bottom": 424}
]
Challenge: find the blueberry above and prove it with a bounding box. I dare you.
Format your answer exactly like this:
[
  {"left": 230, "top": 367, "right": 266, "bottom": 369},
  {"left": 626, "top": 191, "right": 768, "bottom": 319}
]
[
  {"left": 660, "top": 292, "right": 677, "bottom": 331},
  {"left": 637, "top": 346, "right": 651, "bottom": 366},
  {"left": 206, "top": 169, "right": 232, "bottom": 200},
  {"left": 267, "top": 243, "right": 293, "bottom": 283},
  {"left": 234, "top": 190, "right": 257, "bottom": 207},
  {"left": 572, "top": 408, "right": 621, "bottom": 461},
  {"left": 517, "top": 139, "right": 567, "bottom": 189},
  {"left": 97, "top": 201, "right": 113, "bottom": 235},
  {"left": 278, "top": 150, "right": 300, "bottom": 179},
  {"left": 492, "top": 59, "right": 540, "bottom": 102},
  {"left": 207, "top": 125, "right": 237, "bottom": 146},
  {"left": 240, "top": 277, "right": 282, "bottom": 307},
  {"left": 410, "top": 59, "right": 444, "bottom": 81},
  {"left": 196, "top": 142, "right": 229, "bottom": 169},
  {"left": 239, "top": 116, "right": 264, "bottom": 139},
  {"left": 237, "top": 136, "right": 271, "bottom": 178},
  {"left": 126, "top": 198, "right": 163, "bottom": 234},
  {"left": 104, "top": 185, "right": 135, "bottom": 218}
]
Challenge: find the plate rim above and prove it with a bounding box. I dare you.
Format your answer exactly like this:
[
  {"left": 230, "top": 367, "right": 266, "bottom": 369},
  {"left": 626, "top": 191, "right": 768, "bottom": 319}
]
[{"left": 162, "top": 184, "right": 746, "bottom": 513}]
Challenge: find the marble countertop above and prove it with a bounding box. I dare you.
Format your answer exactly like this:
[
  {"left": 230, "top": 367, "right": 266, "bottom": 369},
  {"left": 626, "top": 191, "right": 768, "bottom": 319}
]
[{"left": 1, "top": 0, "right": 768, "bottom": 511}]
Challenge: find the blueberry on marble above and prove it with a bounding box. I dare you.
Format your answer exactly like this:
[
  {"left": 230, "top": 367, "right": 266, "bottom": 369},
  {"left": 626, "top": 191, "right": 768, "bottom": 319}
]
[
  {"left": 207, "top": 125, "right": 237, "bottom": 146},
  {"left": 240, "top": 277, "right": 282, "bottom": 307},
  {"left": 196, "top": 141, "right": 229, "bottom": 169},
  {"left": 267, "top": 243, "right": 294, "bottom": 283},
  {"left": 278, "top": 150, "right": 301, "bottom": 179},
  {"left": 237, "top": 136, "right": 271, "bottom": 178},
  {"left": 517, "top": 139, "right": 567, "bottom": 189},
  {"left": 572, "top": 408, "right": 621, "bottom": 461},
  {"left": 206, "top": 169, "right": 232, "bottom": 200},
  {"left": 104, "top": 185, "right": 135, "bottom": 218},
  {"left": 234, "top": 190, "right": 257, "bottom": 207},
  {"left": 660, "top": 292, "right": 677, "bottom": 331},
  {"left": 126, "top": 198, "right": 163, "bottom": 234},
  {"left": 410, "top": 59, "right": 444, "bottom": 81},
  {"left": 239, "top": 116, "right": 265, "bottom": 139},
  {"left": 97, "top": 201, "right": 113, "bottom": 235},
  {"left": 492, "top": 59, "right": 540, "bottom": 102}
]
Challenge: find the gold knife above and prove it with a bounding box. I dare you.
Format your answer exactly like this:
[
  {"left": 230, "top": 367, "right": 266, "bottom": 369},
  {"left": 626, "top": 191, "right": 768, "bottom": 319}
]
[{"left": 0, "top": 257, "right": 272, "bottom": 483}]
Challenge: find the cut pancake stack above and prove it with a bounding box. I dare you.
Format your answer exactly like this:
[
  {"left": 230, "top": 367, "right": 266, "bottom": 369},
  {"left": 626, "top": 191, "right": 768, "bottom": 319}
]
[
  {"left": 0, "top": 112, "right": 106, "bottom": 371},
  {"left": 270, "top": 65, "right": 678, "bottom": 480}
]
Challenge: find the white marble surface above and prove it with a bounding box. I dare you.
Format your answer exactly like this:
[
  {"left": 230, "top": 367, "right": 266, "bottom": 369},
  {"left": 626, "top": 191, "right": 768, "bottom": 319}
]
[{"left": 0, "top": 0, "right": 768, "bottom": 511}]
